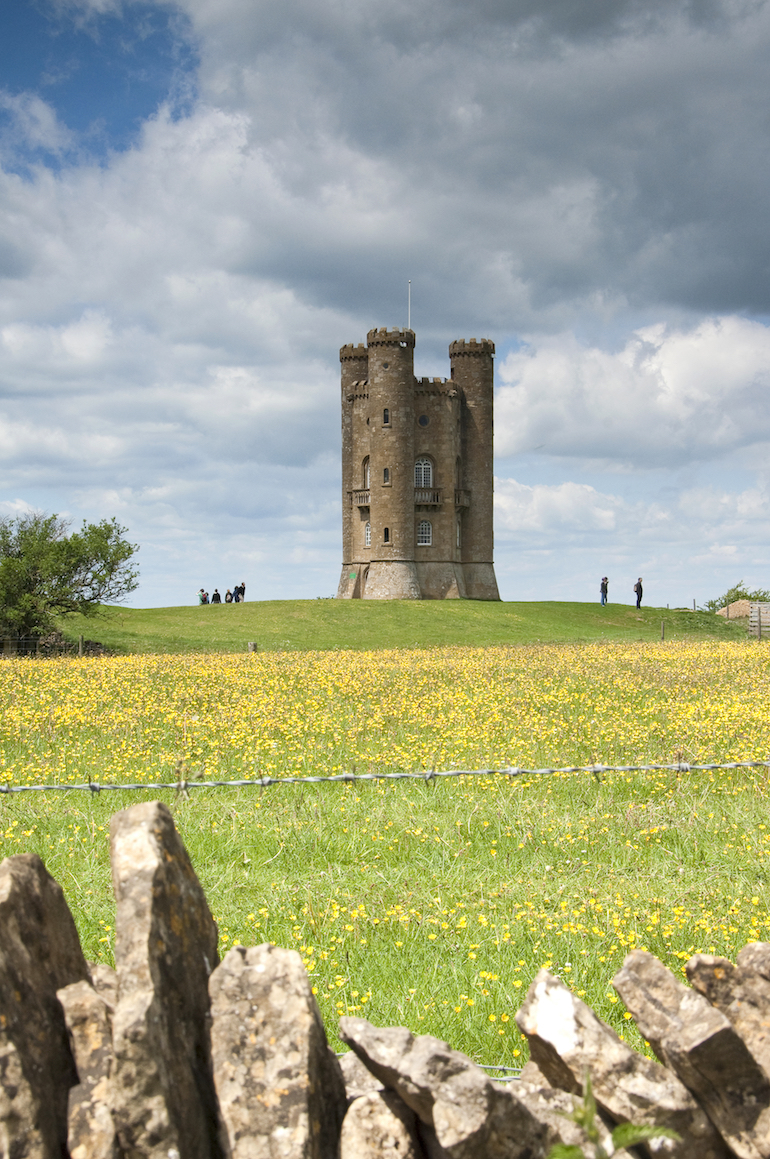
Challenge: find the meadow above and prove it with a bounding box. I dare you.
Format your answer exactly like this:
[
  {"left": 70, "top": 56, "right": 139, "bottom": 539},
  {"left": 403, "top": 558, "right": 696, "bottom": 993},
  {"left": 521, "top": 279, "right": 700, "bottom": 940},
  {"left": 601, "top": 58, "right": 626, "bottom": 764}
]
[
  {"left": 58, "top": 598, "right": 746, "bottom": 654},
  {"left": 1, "top": 639, "right": 769, "bottom": 1068}
]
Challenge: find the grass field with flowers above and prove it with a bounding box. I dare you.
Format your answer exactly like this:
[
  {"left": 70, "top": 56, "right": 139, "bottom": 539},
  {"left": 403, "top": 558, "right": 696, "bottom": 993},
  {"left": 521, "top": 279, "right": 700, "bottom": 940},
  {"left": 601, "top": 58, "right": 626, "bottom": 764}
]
[{"left": 1, "top": 639, "right": 769, "bottom": 1068}]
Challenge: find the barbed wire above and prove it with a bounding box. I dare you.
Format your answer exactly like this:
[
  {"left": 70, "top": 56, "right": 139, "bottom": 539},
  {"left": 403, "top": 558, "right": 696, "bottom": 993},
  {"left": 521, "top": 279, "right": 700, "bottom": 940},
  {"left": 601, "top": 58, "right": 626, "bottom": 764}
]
[{"left": 1, "top": 759, "right": 768, "bottom": 796}]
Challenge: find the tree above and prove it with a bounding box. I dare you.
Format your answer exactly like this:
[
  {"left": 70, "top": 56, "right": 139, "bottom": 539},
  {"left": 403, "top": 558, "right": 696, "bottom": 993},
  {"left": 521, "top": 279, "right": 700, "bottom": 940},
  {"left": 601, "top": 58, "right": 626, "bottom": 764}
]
[
  {"left": 702, "top": 580, "right": 770, "bottom": 614},
  {"left": 0, "top": 513, "right": 139, "bottom": 639}
]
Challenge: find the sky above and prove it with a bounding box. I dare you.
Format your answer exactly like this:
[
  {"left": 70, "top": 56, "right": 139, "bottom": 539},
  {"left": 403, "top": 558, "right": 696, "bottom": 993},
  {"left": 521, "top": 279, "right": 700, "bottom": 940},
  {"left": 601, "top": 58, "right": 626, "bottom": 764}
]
[{"left": 1, "top": 0, "right": 769, "bottom": 608}]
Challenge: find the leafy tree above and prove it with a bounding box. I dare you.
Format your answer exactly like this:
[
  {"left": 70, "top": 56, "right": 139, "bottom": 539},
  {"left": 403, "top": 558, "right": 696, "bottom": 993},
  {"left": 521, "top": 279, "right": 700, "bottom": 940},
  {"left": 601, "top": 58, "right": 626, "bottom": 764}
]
[
  {"left": 0, "top": 512, "right": 139, "bottom": 639},
  {"left": 702, "top": 580, "right": 770, "bottom": 613}
]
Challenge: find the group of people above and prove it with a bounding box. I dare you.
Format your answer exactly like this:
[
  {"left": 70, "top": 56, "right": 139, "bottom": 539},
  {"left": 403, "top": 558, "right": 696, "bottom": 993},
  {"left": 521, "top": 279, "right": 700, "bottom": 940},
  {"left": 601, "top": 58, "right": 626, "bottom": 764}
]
[
  {"left": 600, "top": 576, "right": 644, "bottom": 608},
  {"left": 198, "top": 583, "right": 246, "bottom": 605}
]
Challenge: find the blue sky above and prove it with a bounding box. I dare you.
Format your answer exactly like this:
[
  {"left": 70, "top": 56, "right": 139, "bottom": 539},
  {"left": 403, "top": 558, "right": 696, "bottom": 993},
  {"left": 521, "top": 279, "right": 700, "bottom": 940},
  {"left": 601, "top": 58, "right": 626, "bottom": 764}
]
[{"left": 1, "top": 0, "right": 769, "bottom": 608}]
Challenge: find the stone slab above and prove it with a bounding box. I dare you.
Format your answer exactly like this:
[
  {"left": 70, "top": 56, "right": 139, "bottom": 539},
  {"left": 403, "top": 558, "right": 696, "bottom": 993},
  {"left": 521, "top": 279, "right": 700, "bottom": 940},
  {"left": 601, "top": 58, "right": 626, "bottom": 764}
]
[
  {"left": 58, "top": 979, "right": 119, "bottom": 1159},
  {"left": 110, "top": 800, "right": 222, "bottom": 1159},
  {"left": 0, "top": 852, "right": 90, "bottom": 1159},
  {"left": 210, "top": 943, "right": 346, "bottom": 1159},
  {"left": 516, "top": 968, "right": 728, "bottom": 1158},
  {"left": 340, "top": 1091, "right": 424, "bottom": 1159},
  {"left": 615, "top": 949, "right": 770, "bottom": 1159},
  {"left": 687, "top": 953, "right": 770, "bottom": 1078},
  {"left": 338, "top": 1016, "right": 555, "bottom": 1159}
]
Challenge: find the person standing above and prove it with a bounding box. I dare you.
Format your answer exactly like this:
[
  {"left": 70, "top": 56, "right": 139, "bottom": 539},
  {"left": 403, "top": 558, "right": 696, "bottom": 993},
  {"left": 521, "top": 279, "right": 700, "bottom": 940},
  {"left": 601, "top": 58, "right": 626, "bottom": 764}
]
[
  {"left": 600, "top": 577, "right": 608, "bottom": 606},
  {"left": 198, "top": 589, "right": 206, "bottom": 605},
  {"left": 211, "top": 588, "right": 222, "bottom": 604},
  {"left": 634, "top": 577, "right": 643, "bottom": 608},
  {"left": 225, "top": 589, "right": 233, "bottom": 603},
  {"left": 239, "top": 581, "right": 246, "bottom": 602}
]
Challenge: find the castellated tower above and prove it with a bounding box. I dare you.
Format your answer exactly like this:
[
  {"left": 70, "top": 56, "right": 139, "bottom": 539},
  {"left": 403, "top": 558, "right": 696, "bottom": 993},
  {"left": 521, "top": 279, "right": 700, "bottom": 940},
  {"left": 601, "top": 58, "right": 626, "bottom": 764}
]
[{"left": 337, "top": 327, "right": 500, "bottom": 600}]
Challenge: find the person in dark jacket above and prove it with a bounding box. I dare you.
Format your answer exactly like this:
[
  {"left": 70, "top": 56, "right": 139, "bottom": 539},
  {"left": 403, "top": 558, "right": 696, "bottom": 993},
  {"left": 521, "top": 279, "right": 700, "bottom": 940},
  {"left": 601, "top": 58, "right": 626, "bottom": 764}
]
[
  {"left": 600, "top": 577, "right": 608, "bottom": 606},
  {"left": 211, "top": 588, "right": 222, "bottom": 604},
  {"left": 634, "top": 577, "right": 643, "bottom": 608}
]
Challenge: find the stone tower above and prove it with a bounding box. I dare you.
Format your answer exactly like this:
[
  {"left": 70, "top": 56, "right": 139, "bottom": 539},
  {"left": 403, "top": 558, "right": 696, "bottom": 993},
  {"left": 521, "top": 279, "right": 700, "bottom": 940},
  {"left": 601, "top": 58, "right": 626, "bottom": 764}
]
[{"left": 337, "top": 327, "right": 500, "bottom": 600}]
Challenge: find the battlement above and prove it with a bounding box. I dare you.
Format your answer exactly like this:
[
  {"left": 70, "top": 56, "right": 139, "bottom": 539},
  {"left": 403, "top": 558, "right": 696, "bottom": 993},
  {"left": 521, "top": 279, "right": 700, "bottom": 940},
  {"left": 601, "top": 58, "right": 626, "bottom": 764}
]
[
  {"left": 340, "top": 343, "right": 368, "bottom": 361},
  {"left": 448, "top": 338, "right": 495, "bottom": 357},
  {"left": 366, "top": 327, "right": 416, "bottom": 349}
]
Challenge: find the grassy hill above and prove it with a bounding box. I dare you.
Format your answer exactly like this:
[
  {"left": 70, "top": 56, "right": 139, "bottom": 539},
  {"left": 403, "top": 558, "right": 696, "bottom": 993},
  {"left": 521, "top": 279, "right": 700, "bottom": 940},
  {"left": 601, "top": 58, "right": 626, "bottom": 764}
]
[{"left": 59, "top": 598, "right": 748, "bottom": 653}]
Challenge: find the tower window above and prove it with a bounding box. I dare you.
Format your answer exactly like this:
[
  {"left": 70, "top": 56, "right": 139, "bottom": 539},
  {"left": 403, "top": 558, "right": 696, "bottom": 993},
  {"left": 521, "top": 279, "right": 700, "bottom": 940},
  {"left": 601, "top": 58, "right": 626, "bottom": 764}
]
[
  {"left": 456, "top": 516, "right": 461, "bottom": 549},
  {"left": 417, "top": 520, "right": 432, "bottom": 546},
  {"left": 363, "top": 457, "right": 370, "bottom": 488},
  {"left": 414, "top": 457, "right": 433, "bottom": 487},
  {"left": 383, "top": 408, "right": 390, "bottom": 425},
  {"left": 365, "top": 522, "right": 371, "bottom": 547},
  {"left": 383, "top": 467, "right": 390, "bottom": 484},
  {"left": 384, "top": 527, "right": 390, "bottom": 543},
  {"left": 418, "top": 414, "right": 429, "bottom": 427}
]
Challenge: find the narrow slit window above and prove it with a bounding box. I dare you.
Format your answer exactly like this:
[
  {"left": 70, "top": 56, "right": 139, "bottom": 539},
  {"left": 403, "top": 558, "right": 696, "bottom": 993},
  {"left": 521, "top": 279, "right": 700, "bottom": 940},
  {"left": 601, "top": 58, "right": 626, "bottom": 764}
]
[
  {"left": 383, "top": 467, "right": 390, "bottom": 483},
  {"left": 363, "top": 457, "right": 370, "bottom": 488},
  {"left": 365, "top": 522, "right": 371, "bottom": 547},
  {"left": 417, "top": 520, "right": 432, "bottom": 546},
  {"left": 383, "top": 408, "right": 390, "bottom": 425},
  {"left": 384, "top": 527, "right": 390, "bottom": 543}
]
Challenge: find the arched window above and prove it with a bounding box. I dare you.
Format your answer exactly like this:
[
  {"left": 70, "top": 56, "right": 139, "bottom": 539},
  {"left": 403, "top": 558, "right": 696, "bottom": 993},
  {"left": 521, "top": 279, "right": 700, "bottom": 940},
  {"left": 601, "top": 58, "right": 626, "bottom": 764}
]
[
  {"left": 383, "top": 408, "right": 390, "bottom": 425},
  {"left": 363, "top": 457, "right": 370, "bottom": 488},
  {"left": 417, "top": 520, "right": 432, "bottom": 546},
  {"left": 365, "top": 522, "right": 371, "bottom": 547},
  {"left": 384, "top": 527, "right": 390, "bottom": 544},
  {"left": 414, "top": 457, "right": 432, "bottom": 487}
]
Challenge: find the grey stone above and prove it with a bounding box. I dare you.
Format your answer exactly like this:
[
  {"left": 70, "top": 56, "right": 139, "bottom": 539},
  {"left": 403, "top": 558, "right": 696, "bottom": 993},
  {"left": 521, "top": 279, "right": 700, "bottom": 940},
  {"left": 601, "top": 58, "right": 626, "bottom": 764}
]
[
  {"left": 209, "top": 943, "right": 346, "bottom": 1159},
  {"left": 340, "top": 1050, "right": 385, "bottom": 1099},
  {"left": 687, "top": 953, "right": 770, "bottom": 1077},
  {"left": 340, "top": 1091, "right": 424, "bottom": 1159},
  {"left": 89, "top": 962, "right": 118, "bottom": 1009},
  {"left": 0, "top": 852, "right": 91, "bottom": 1159},
  {"left": 513, "top": 1078, "right": 631, "bottom": 1159},
  {"left": 516, "top": 969, "right": 728, "bottom": 1159},
  {"left": 109, "top": 800, "right": 222, "bottom": 1159},
  {"left": 57, "top": 979, "right": 119, "bottom": 1159},
  {"left": 615, "top": 949, "right": 770, "bottom": 1159},
  {"left": 338, "top": 1016, "right": 556, "bottom": 1159},
  {"left": 737, "top": 942, "right": 770, "bottom": 979}
]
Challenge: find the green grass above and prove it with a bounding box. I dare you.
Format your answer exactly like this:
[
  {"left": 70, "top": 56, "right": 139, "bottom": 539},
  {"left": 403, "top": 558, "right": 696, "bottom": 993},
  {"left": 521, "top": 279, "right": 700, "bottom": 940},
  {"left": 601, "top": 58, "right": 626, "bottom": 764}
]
[
  {"left": 60, "top": 598, "right": 747, "bottom": 654},
  {"left": 6, "top": 765, "right": 770, "bottom": 1067}
]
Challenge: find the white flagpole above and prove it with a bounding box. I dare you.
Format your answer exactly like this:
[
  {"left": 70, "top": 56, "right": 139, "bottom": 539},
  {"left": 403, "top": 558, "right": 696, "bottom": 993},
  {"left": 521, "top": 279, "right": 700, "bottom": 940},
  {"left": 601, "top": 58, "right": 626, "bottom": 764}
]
[{"left": 408, "top": 280, "right": 411, "bottom": 330}]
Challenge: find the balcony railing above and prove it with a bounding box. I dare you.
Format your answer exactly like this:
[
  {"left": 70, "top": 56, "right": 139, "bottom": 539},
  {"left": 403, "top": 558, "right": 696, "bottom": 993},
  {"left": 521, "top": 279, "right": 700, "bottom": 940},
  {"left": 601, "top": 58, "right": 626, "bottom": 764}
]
[
  {"left": 414, "top": 488, "right": 442, "bottom": 506},
  {"left": 454, "top": 489, "right": 470, "bottom": 507},
  {"left": 349, "top": 489, "right": 370, "bottom": 506}
]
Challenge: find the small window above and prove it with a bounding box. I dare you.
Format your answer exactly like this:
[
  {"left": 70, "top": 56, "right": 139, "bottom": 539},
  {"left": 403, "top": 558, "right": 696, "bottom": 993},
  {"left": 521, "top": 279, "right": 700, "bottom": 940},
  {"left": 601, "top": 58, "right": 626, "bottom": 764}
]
[
  {"left": 418, "top": 414, "right": 429, "bottom": 427},
  {"left": 363, "top": 457, "right": 370, "bottom": 488},
  {"left": 415, "top": 457, "right": 432, "bottom": 487},
  {"left": 417, "top": 520, "right": 432, "bottom": 546},
  {"left": 383, "top": 467, "right": 390, "bottom": 484},
  {"left": 365, "top": 522, "right": 371, "bottom": 547},
  {"left": 383, "top": 408, "right": 390, "bottom": 425},
  {"left": 384, "top": 527, "right": 390, "bottom": 544},
  {"left": 456, "top": 516, "right": 461, "bottom": 549}
]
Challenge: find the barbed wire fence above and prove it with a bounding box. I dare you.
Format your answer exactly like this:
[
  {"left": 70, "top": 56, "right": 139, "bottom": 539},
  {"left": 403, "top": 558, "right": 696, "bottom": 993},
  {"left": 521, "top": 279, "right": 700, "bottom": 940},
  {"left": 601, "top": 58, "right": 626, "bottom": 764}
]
[{"left": 0, "top": 759, "right": 767, "bottom": 797}]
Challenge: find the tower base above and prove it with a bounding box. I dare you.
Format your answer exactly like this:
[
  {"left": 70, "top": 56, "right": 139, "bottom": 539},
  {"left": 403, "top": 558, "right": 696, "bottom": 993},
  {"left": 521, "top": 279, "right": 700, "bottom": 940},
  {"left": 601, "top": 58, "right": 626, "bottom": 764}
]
[
  {"left": 362, "top": 561, "right": 421, "bottom": 600},
  {"left": 415, "top": 562, "right": 466, "bottom": 600},
  {"left": 462, "top": 563, "right": 500, "bottom": 600}
]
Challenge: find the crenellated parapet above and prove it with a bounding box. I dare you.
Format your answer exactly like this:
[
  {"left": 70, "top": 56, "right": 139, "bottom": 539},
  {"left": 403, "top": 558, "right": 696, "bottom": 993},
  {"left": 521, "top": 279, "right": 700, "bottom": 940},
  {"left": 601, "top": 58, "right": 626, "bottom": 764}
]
[
  {"left": 448, "top": 338, "right": 495, "bottom": 358},
  {"left": 340, "top": 343, "right": 368, "bottom": 361},
  {"left": 366, "top": 327, "right": 415, "bottom": 349}
]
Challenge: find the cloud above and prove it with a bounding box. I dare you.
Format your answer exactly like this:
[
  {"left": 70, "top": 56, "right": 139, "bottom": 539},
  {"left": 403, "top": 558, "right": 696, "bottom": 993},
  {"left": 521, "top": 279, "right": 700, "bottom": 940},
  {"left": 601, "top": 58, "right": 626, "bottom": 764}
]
[{"left": 496, "top": 317, "right": 770, "bottom": 467}]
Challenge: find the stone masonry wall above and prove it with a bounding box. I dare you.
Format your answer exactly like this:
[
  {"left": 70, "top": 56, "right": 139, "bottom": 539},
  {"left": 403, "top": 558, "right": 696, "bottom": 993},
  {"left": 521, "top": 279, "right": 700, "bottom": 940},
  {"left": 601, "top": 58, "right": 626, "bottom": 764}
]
[{"left": 3, "top": 801, "right": 770, "bottom": 1159}]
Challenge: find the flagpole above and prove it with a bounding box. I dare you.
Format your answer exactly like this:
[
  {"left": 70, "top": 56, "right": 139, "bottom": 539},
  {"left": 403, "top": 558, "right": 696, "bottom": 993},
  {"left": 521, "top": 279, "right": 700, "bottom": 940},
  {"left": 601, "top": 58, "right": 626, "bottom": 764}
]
[{"left": 408, "top": 280, "right": 411, "bottom": 330}]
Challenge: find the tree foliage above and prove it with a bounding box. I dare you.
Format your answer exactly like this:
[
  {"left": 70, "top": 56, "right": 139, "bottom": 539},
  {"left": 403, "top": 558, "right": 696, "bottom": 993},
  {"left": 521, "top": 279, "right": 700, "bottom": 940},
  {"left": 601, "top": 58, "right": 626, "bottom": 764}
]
[
  {"left": 0, "top": 512, "right": 139, "bottom": 638},
  {"left": 703, "top": 580, "right": 770, "bottom": 613}
]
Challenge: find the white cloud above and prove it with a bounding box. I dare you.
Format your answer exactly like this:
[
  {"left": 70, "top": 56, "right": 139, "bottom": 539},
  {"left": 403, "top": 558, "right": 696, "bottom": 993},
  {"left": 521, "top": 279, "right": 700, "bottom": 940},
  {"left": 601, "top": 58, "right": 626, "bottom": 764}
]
[{"left": 497, "top": 317, "right": 770, "bottom": 466}]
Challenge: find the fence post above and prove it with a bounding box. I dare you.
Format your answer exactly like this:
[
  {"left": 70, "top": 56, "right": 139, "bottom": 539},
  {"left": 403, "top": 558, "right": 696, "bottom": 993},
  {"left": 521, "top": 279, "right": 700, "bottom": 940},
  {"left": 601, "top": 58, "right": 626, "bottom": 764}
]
[
  {"left": 247, "top": 642, "right": 257, "bottom": 653},
  {"left": 78, "top": 635, "right": 84, "bottom": 658},
  {"left": 661, "top": 620, "right": 665, "bottom": 641}
]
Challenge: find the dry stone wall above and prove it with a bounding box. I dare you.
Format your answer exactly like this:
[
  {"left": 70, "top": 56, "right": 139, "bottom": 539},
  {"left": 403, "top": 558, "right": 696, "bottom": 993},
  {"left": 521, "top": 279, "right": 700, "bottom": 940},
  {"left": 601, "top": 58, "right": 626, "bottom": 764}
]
[{"left": 3, "top": 801, "right": 770, "bottom": 1159}]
